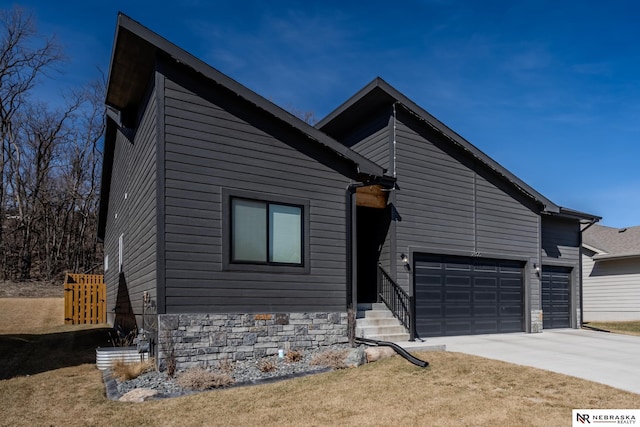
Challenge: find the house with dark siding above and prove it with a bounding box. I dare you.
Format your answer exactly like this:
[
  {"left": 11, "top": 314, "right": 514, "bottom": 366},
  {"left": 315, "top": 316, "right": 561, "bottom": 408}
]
[{"left": 98, "top": 14, "right": 599, "bottom": 369}]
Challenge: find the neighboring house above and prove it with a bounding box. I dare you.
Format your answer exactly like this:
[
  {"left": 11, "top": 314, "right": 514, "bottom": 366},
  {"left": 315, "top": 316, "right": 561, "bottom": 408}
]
[
  {"left": 582, "top": 225, "right": 640, "bottom": 322},
  {"left": 98, "top": 14, "right": 599, "bottom": 369}
]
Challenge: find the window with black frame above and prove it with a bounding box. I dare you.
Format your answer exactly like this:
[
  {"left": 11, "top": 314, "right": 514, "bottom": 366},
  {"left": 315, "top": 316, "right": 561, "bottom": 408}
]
[{"left": 230, "top": 198, "right": 303, "bottom": 265}]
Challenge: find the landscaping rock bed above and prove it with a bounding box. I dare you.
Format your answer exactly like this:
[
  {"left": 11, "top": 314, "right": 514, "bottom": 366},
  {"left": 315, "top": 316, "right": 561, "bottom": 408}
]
[{"left": 108, "top": 343, "right": 363, "bottom": 400}]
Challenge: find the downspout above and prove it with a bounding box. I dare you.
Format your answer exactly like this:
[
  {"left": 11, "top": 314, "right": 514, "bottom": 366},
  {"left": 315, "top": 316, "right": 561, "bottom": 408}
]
[{"left": 392, "top": 103, "right": 397, "bottom": 180}]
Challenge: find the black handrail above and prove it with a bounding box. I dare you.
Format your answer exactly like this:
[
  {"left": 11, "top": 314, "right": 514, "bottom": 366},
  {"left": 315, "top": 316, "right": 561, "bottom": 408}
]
[{"left": 377, "top": 264, "right": 416, "bottom": 341}]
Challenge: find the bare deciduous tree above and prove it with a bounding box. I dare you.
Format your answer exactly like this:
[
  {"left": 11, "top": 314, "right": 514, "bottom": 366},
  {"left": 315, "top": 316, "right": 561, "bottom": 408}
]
[{"left": 0, "top": 7, "right": 104, "bottom": 282}]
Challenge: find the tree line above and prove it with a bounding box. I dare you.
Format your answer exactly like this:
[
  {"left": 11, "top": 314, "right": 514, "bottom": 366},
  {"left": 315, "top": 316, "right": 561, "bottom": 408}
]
[{"left": 0, "top": 7, "right": 104, "bottom": 282}]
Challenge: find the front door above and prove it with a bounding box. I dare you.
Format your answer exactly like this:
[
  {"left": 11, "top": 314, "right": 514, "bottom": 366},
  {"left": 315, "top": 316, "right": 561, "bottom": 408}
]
[{"left": 356, "top": 206, "right": 391, "bottom": 303}]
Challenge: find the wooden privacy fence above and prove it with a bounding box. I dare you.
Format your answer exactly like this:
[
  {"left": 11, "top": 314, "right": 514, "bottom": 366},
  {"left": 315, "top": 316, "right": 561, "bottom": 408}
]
[{"left": 64, "top": 273, "right": 106, "bottom": 324}]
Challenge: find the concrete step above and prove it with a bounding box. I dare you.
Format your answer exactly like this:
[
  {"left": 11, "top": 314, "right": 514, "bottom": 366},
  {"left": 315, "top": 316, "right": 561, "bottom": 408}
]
[
  {"left": 356, "top": 302, "right": 410, "bottom": 343},
  {"left": 364, "top": 332, "right": 411, "bottom": 342},
  {"left": 356, "top": 309, "right": 396, "bottom": 319},
  {"left": 357, "top": 324, "right": 408, "bottom": 336},
  {"left": 356, "top": 317, "right": 403, "bottom": 327},
  {"left": 357, "top": 303, "right": 388, "bottom": 312}
]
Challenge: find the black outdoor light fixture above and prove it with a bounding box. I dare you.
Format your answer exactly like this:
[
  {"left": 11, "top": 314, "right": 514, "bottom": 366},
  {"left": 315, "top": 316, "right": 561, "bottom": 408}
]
[
  {"left": 533, "top": 263, "right": 541, "bottom": 276},
  {"left": 400, "top": 253, "right": 410, "bottom": 271}
]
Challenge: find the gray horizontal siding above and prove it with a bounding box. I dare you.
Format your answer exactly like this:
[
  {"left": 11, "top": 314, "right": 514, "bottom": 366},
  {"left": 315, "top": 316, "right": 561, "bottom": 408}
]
[
  {"left": 338, "top": 108, "right": 390, "bottom": 170},
  {"left": 541, "top": 216, "right": 581, "bottom": 320},
  {"left": 582, "top": 251, "right": 640, "bottom": 321},
  {"left": 542, "top": 216, "right": 579, "bottom": 263},
  {"left": 393, "top": 112, "right": 540, "bottom": 300},
  {"left": 161, "top": 70, "right": 350, "bottom": 314},
  {"left": 104, "top": 84, "right": 158, "bottom": 321},
  {"left": 104, "top": 131, "right": 128, "bottom": 316}
]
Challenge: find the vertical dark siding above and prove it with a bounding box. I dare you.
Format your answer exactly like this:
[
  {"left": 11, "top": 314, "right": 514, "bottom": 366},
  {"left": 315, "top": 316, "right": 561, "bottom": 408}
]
[
  {"left": 160, "top": 67, "right": 352, "bottom": 313},
  {"left": 104, "top": 84, "right": 157, "bottom": 321}
]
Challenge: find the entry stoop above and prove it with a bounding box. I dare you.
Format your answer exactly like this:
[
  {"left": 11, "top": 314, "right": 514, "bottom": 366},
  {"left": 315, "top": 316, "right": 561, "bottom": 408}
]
[{"left": 356, "top": 303, "right": 410, "bottom": 342}]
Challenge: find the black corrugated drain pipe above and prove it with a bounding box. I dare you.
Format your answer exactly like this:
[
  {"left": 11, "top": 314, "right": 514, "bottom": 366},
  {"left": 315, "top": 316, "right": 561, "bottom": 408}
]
[{"left": 355, "top": 337, "right": 429, "bottom": 368}]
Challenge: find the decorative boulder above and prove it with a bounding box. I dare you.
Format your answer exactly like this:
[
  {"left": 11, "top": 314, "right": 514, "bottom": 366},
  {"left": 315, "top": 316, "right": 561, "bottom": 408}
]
[
  {"left": 365, "top": 346, "right": 396, "bottom": 363},
  {"left": 119, "top": 388, "right": 158, "bottom": 402},
  {"left": 344, "top": 347, "right": 366, "bottom": 368}
]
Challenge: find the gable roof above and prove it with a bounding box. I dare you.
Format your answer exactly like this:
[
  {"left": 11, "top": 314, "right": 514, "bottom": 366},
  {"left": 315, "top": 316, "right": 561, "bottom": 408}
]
[
  {"left": 107, "top": 13, "right": 385, "bottom": 177},
  {"left": 583, "top": 224, "right": 640, "bottom": 260},
  {"left": 98, "top": 14, "right": 387, "bottom": 240},
  {"left": 318, "top": 77, "right": 600, "bottom": 222}
]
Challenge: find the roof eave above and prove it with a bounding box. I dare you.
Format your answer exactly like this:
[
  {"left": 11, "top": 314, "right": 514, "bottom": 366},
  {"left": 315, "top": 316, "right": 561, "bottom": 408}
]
[
  {"left": 106, "top": 14, "right": 385, "bottom": 178},
  {"left": 592, "top": 252, "right": 640, "bottom": 261},
  {"left": 582, "top": 243, "right": 606, "bottom": 254},
  {"left": 320, "top": 77, "right": 564, "bottom": 213},
  {"left": 550, "top": 207, "right": 601, "bottom": 223}
]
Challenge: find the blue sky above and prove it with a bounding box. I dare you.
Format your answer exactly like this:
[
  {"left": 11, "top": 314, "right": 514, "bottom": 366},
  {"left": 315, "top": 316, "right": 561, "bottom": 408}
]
[{"left": 9, "top": 0, "right": 640, "bottom": 227}]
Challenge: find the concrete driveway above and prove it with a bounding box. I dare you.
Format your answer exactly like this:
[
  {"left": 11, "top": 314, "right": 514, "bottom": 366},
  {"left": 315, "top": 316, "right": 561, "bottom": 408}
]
[{"left": 402, "top": 329, "right": 640, "bottom": 394}]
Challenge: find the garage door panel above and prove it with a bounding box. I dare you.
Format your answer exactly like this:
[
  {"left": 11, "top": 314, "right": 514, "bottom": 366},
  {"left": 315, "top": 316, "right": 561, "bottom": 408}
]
[
  {"left": 417, "top": 321, "right": 444, "bottom": 336},
  {"left": 447, "top": 275, "right": 472, "bottom": 286},
  {"left": 500, "top": 278, "right": 522, "bottom": 288},
  {"left": 474, "top": 320, "right": 499, "bottom": 334},
  {"left": 473, "top": 305, "right": 498, "bottom": 318},
  {"left": 446, "top": 290, "right": 470, "bottom": 301},
  {"left": 415, "top": 254, "right": 524, "bottom": 337},
  {"left": 475, "top": 277, "right": 498, "bottom": 288},
  {"left": 500, "top": 291, "right": 522, "bottom": 302},
  {"left": 474, "top": 291, "right": 497, "bottom": 302},
  {"left": 417, "top": 274, "right": 443, "bottom": 285},
  {"left": 445, "top": 321, "right": 473, "bottom": 335},
  {"left": 542, "top": 266, "right": 571, "bottom": 329},
  {"left": 499, "top": 318, "right": 524, "bottom": 331},
  {"left": 475, "top": 261, "right": 498, "bottom": 272},
  {"left": 500, "top": 263, "right": 523, "bottom": 274},
  {"left": 502, "top": 304, "right": 524, "bottom": 315},
  {"left": 445, "top": 262, "right": 472, "bottom": 271}
]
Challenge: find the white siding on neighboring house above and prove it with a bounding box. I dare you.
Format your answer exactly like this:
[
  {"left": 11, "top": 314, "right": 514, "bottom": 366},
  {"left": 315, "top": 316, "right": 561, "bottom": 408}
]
[{"left": 583, "top": 248, "right": 640, "bottom": 322}]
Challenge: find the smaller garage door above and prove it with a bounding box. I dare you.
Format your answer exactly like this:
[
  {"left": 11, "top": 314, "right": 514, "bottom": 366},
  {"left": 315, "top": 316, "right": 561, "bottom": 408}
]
[
  {"left": 542, "top": 266, "right": 571, "bottom": 329},
  {"left": 415, "top": 254, "right": 525, "bottom": 337}
]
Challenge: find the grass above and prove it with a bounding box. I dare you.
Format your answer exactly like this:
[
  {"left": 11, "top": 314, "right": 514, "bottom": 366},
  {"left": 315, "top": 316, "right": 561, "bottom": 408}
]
[
  {"left": 0, "top": 298, "right": 111, "bottom": 380},
  {"left": 1, "top": 298, "right": 639, "bottom": 426},
  {"left": 584, "top": 321, "right": 640, "bottom": 336}
]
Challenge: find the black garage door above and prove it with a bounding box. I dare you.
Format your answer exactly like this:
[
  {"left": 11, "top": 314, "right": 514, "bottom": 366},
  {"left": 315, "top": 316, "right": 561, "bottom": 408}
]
[
  {"left": 542, "top": 266, "right": 571, "bottom": 329},
  {"left": 415, "top": 254, "right": 524, "bottom": 337}
]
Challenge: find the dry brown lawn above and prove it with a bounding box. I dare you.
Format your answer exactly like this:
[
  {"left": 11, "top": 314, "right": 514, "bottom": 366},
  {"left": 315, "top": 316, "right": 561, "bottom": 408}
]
[
  {"left": 0, "top": 298, "right": 65, "bottom": 334},
  {"left": 585, "top": 321, "right": 640, "bottom": 336},
  {"left": 1, "top": 298, "right": 639, "bottom": 427}
]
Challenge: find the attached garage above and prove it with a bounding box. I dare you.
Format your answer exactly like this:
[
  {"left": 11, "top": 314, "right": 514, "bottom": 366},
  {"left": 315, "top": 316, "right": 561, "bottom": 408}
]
[
  {"left": 318, "top": 78, "right": 601, "bottom": 340},
  {"left": 414, "top": 254, "right": 525, "bottom": 337},
  {"left": 542, "top": 266, "right": 572, "bottom": 329}
]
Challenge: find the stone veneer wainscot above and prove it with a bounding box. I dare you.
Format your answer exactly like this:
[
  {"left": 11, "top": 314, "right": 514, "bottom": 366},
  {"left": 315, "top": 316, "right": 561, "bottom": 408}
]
[{"left": 157, "top": 312, "right": 348, "bottom": 370}]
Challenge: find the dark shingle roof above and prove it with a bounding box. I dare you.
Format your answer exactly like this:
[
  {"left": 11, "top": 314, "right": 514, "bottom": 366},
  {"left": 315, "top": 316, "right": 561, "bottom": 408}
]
[{"left": 583, "top": 224, "right": 640, "bottom": 259}]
